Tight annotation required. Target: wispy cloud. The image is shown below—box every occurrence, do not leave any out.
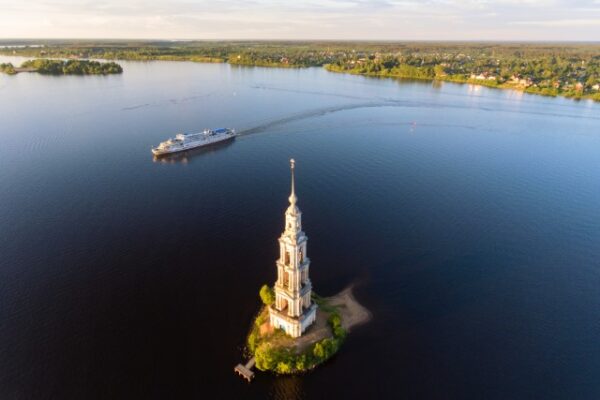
[0,0,598,40]
[511,19,600,26]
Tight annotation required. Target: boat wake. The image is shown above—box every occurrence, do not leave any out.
[239,95,600,138]
[239,101,397,136]
[122,91,217,111]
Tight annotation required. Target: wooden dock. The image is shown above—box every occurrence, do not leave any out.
[234,357,256,382]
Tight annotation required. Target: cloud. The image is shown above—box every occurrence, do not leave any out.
[511,19,600,27]
[0,0,598,40]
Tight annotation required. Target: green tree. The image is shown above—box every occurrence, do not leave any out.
[313,342,326,359]
[247,331,259,353]
[586,75,597,88]
[295,355,308,371]
[259,284,275,306]
[255,344,278,371]
[434,64,446,77]
[0,63,16,75]
[276,362,292,374]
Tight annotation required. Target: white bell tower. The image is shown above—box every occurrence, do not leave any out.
[269,159,317,338]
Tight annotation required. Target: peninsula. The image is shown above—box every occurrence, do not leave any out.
[235,160,371,380]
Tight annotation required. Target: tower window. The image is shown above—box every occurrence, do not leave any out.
[283,271,290,286]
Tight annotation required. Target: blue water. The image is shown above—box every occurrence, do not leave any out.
[1,57,599,399]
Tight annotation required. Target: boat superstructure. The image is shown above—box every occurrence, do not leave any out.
[152,128,236,156]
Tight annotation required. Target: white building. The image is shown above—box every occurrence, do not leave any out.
[269,159,317,338]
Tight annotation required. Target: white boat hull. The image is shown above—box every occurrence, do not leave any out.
[152,129,236,156]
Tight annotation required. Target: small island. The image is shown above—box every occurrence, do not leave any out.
[235,160,371,380]
[0,63,16,75]
[245,285,370,375]
[0,59,122,75]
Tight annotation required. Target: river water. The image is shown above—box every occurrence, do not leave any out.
[1,56,599,399]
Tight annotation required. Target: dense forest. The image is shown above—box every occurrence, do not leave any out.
[1,40,599,100]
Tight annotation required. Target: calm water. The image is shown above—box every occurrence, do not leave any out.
[1,56,599,399]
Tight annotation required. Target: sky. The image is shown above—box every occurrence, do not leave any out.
[0,0,599,41]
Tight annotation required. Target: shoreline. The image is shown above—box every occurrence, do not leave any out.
[324,66,600,103]
[325,285,372,332]
[1,52,598,103]
[242,285,371,376]
[290,285,371,352]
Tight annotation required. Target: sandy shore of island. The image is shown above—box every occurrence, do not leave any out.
[325,285,372,331]
[256,285,372,352]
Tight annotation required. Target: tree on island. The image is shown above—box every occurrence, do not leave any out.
[0,63,16,75]
[259,284,275,306]
[19,59,122,75]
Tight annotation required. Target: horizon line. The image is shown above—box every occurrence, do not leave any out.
[2,38,600,44]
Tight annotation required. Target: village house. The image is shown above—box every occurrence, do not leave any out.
[471,72,494,80]
[513,76,533,88]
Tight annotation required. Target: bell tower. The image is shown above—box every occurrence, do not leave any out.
[269,159,317,338]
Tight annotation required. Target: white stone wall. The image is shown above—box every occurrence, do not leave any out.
[300,307,317,334]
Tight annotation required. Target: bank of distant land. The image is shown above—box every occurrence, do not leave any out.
[1,40,599,101]
[0,59,122,75]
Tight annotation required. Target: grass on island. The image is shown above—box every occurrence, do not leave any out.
[247,285,346,375]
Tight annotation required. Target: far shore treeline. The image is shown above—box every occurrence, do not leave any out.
[1,40,599,100]
[0,59,122,75]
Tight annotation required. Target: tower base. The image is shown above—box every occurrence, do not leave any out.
[269,304,317,338]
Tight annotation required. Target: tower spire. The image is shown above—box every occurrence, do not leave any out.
[288,158,297,206]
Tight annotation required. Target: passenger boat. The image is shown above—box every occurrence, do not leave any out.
[152,128,236,156]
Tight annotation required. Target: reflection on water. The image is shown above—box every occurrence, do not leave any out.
[152,139,235,164]
[431,80,443,89]
[467,84,482,94]
[270,375,304,400]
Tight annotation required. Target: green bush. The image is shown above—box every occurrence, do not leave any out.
[259,284,275,306]
[254,312,267,327]
[247,330,259,353]
[328,311,347,340]
[276,361,292,374]
[255,344,278,371]
[294,354,308,370]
